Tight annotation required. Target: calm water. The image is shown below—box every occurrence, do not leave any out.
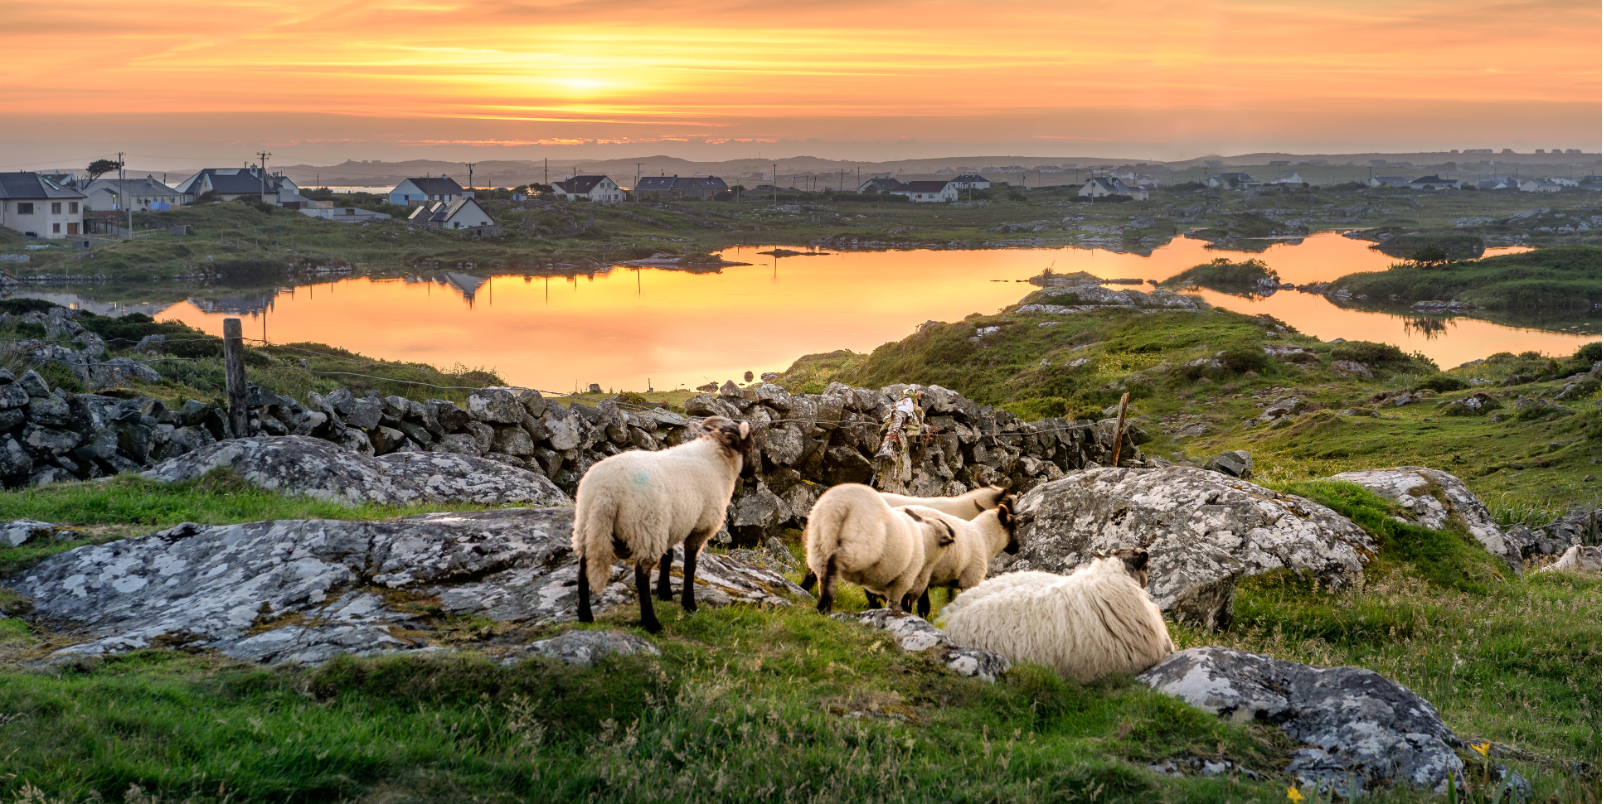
[109,234,1597,392]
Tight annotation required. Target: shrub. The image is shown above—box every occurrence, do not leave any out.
[1575,341,1601,364]
[1217,346,1271,375]
[1415,374,1469,393]
[0,298,58,316]
[1331,341,1421,372]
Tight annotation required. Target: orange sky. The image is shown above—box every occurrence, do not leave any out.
[3,0,1599,163]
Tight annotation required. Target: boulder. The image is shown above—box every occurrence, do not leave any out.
[1141,647,1463,795]
[1328,467,1521,571]
[467,388,524,424]
[1330,360,1373,379]
[6,508,801,665]
[998,467,1376,630]
[140,435,568,507]
[502,631,660,667]
[1202,449,1253,478]
[1,519,60,547]
[835,609,1011,682]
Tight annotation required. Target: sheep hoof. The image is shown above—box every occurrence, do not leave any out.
[641,619,663,634]
[681,600,698,614]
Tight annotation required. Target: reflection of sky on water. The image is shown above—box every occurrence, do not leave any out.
[115,233,1596,391]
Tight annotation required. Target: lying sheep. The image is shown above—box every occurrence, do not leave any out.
[899,498,1019,618]
[573,416,755,633]
[878,485,1007,520]
[801,483,956,615]
[941,548,1173,683]
[1539,543,1602,575]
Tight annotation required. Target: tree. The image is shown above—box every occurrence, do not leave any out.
[86,158,123,180]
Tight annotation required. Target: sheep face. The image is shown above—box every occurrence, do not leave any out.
[699,415,758,475]
[997,495,1021,555]
[1091,547,1150,587]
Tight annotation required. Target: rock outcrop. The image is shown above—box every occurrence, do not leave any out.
[1328,467,1522,571]
[1141,647,1464,796]
[834,609,1012,682]
[1507,506,1602,558]
[7,508,804,665]
[997,467,1377,630]
[141,436,569,507]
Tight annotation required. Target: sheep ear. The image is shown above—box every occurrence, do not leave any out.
[937,521,956,546]
[904,509,924,523]
[997,502,1015,530]
[1127,549,1149,571]
[1091,549,1106,559]
[738,421,750,438]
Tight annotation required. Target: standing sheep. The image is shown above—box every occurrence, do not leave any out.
[573,416,755,633]
[898,498,1019,618]
[940,548,1173,683]
[801,483,956,615]
[878,485,1008,520]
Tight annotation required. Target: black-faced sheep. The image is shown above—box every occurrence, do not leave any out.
[939,548,1173,683]
[800,483,956,615]
[878,485,1008,520]
[573,416,755,633]
[898,498,1019,618]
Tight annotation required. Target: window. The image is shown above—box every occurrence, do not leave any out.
[51,202,61,214]
[68,202,78,213]
[16,203,32,215]
[52,223,60,234]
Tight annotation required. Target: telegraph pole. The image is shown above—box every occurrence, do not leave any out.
[257,151,272,203]
[465,163,476,195]
[118,152,130,239]
[543,158,548,186]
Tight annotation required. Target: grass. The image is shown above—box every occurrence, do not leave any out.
[1329,246,1602,313]
[1158,258,1278,296]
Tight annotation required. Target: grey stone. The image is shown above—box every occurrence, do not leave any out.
[463,420,495,454]
[1202,449,1253,478]
[177,400,210,426]
[19,424,80,457]
[26,396,73,428]
[1331,359,1374,379]
[491,425,535,456]
[503,631,660,667]
[517,389,547,418]
[134,334,166,354]
[323,388,355,416]
[8,508,801,665]
[74,428,118,463]
[544,411,582,451]
[370,426,407,455]
[345,397,383,430]
[1,519,58,547]
[114,421,153,462]
[18,371,51,398]
[835,609,1011,682]
[1329,467,1520,571]
[141,435,569,507]
[156,425,215,461]
[431,400,470,431]
[0,383,29,410]
[431,433,481,457]
[0,435,33,476]
[1141,647,1463,795]
[467,388,524,424]
[997,467,1376,630]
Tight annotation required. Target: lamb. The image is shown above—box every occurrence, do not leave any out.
[940,548,1173,683]
[899,498,1019,618]
[573,415,755,633]
[878,485,1008,521]
[1538,543,1602,575]
[800,483,956,615]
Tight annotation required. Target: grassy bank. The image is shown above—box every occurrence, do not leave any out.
[1328,246,1603,312]
[1159,258,1278,295]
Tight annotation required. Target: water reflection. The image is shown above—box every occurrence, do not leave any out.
[19,233,1594,391]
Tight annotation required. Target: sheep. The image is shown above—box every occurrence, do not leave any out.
[940,548,1173,683]
[878,485,1008,520]
[573,415,755,633]
[897,498,1019,618]
[1539,543,1602,575]
[800,483,957,615]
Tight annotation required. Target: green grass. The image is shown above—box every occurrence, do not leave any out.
[1158,258,1278,296]
[1329,246,1602,312]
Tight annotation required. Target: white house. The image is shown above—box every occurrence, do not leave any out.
[389,176,467,206]
[1368,176,1410,188]
[856,176,903,193]
[1407,175,1456,191]
[891,180,958,203]
[80,176,183,211]
[301,207,392,223]
[407,197,494,229]
[174,167,309,207]
[1079,177,1148,201]
[949,173,991,190]
[0,172,84,239]
[1271,173,1305,185]
[1519,178,1567,193]
[553,175,623,203]
[1207,172,1260,190]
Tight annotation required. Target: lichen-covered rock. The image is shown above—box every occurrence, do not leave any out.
[141,435,568,507]
[1141,647,1464,795]
[501,631,661,667]
[997,467,1376,630]
[835,609,1011,682]
[1508,506,1601,558]
[1,519,60,547]
[1329,467,1520,571]
[7,508,803,665]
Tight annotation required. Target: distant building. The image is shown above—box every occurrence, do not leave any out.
[301,207,392,223]
[1271,173,1305,186]
[633,175,729,199]
[79,176,183,211]
[1407,175,1456,191]
[407,197,495,228]
[1269,160,1291,166]
[552,175,623,203]
[934,168,955,176]
[0,172,84,238]
[1578,175,1601,191]
[1207,172,1259,189]
[1368,176,1410,188]
[948,173,991,190]
[1079,177,1148,201]
[1477,179,1519,191]
[175,167,309,207]
[856,177,904,193]
[1519,177,1567,193]
[891,180,958,203]
[389,176,467,206]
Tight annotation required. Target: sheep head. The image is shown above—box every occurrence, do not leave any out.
[699,415,758,476]
[900,507,956,548]
[1091,547,1150,588]
[997,494,1021,555]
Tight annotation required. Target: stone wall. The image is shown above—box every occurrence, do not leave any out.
[0,362,1146,542]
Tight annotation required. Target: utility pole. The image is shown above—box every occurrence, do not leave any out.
[465,163,476,195]
[118,152,130,240]
[544,158,548,186]
[257,152,272,202]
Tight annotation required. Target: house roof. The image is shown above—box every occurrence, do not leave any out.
[176,167,288,196]
[429,198,490,223]
[952,173,989,182]
[81,176,180,197]
[857,177,903,191]
[556,175,611,194]
[0,172,84,200]
[898,181,952,193]
[636,176,729,192]
[1410,176,1451,184]
[1215,172,1255,181]
[399,176,465,195]
[1085,177,1139,193]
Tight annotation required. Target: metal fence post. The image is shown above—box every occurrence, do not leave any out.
[223,318,248,438]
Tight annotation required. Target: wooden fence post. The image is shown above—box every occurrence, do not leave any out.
[223,318,248,438]
[1110,392,1130,467]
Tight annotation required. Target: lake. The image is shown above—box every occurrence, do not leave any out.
[49,234,1604,393]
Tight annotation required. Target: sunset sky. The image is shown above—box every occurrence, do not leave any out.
[4,0,1599,167]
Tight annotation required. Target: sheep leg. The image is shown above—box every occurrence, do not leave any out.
[577,555,594,623]
[679,538,703,613]
[635,563,662,633]
[656,547,675,601]
[800,570,817,592]
[914,590,931,619]
[864,592,885,609]
[815,556,837,614]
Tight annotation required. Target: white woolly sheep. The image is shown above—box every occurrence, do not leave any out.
[801,483,956,615]
[940,548,1173,683]
[899,499,1019,618]
[573,415,755,633]
[1539,543,1602,575]
[878,485,1007,521]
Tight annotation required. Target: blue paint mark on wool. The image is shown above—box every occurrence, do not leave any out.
[631,470,651,488]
